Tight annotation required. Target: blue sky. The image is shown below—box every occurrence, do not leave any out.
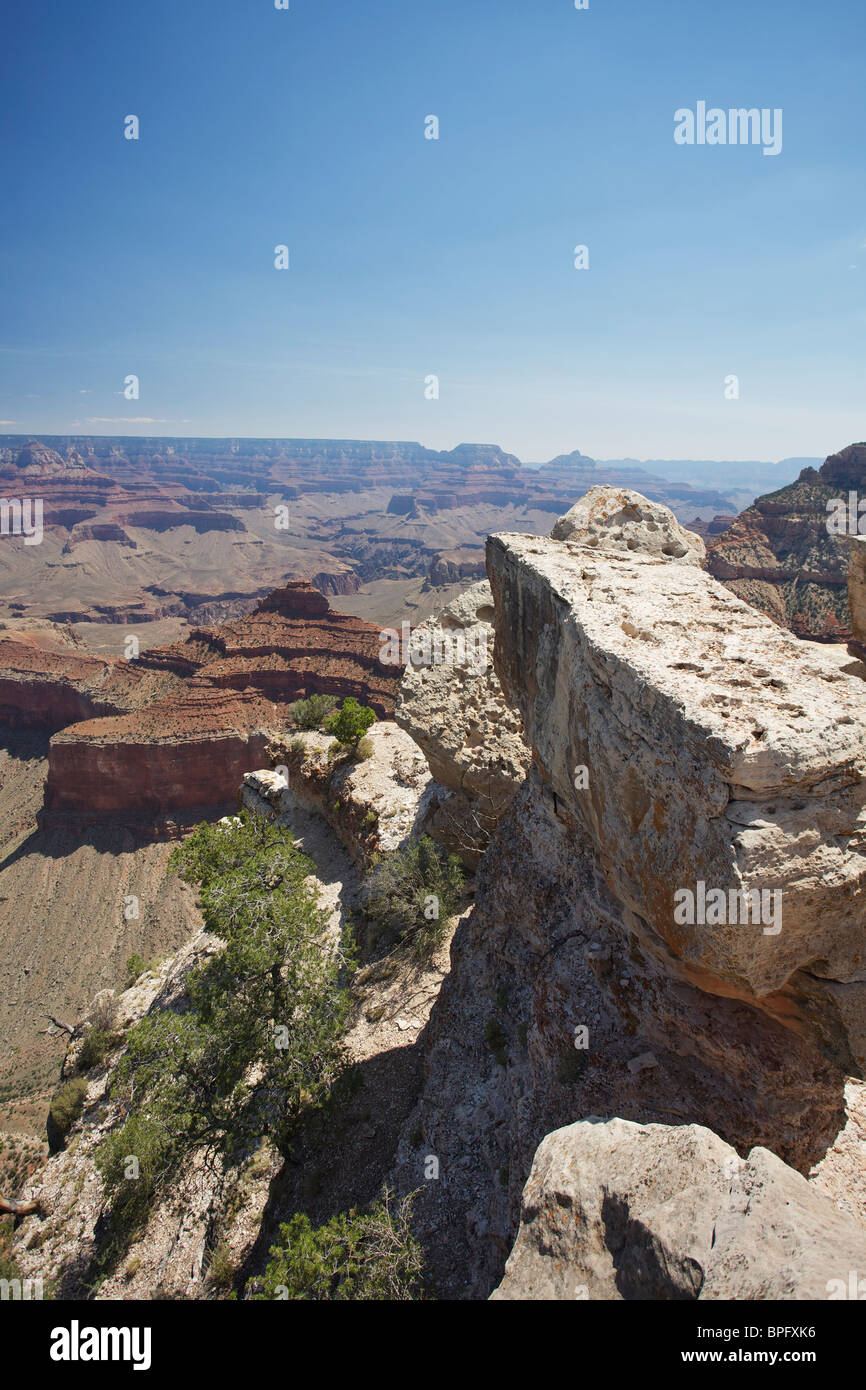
[1,0,864,461]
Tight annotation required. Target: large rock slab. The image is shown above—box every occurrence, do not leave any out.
[550,486,705,566]
[491,1116,866,1300]
[391,771,848,1298]
[487,532,866,1070]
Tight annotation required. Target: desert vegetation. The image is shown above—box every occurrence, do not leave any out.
[90,812,355,1275]
[363,835,464,961]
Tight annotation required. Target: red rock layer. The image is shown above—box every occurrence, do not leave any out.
[706,444,866,640]
[140,580,398,717]
[44,690,279,815]
[0,582,401,817]
[0,639,180,730]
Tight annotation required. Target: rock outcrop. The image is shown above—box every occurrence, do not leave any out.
[27,582,402,819]
[391,521,866,1298]
[488,532,866,1070]
[491,1117,866,1300]
[707,442,866,640]
[848,535,866,663]
[392,768,856,1297]
[245,722,440,871]
[45,690,278,817]
[0,639,182,731]
[141,580,399,717]
[395,582,530,865]
[550,486,706,565]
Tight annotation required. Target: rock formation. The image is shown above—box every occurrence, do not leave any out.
[395,582,530,865]
[848,535,866,663]
[491,1117,866,1300]
[707,442,866,640]
[246,721,440,871]
[389,512,866,1297]
[550,485,706,565]
[3,582,403,819]
[488,531,866,1070]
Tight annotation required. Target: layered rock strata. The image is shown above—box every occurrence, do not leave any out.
[707,442,866,640]
[24,582,401,818]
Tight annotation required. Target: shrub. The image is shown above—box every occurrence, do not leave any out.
[94,1113,171,1254]
[48,1076,88,1146]
[124,955,148,988]
[324,697,376,749]
[290,693,338,730]
[354,736,374,762]
[206,1241,236,1292]
[253,1188,425,1300]
[89,993,118,1032]
[76,1027,120,1073]
[363,835,464,961]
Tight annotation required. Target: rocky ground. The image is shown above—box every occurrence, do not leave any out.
[6,749,465,1299]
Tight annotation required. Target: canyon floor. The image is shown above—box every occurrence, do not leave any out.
[0,735,203,1137]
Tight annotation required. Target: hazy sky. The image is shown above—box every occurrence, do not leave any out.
[1,0,864,462]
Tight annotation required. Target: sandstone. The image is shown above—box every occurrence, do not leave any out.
[246,721,441,871]
[22,582,402,819]
[46,690,279,816]
[487,532,866,1071]
[550,485,706,565]
[706,443,866,640]
[392,771,852,1298]
[491,1117,866,1300]
[848,535,866,663]
[395,582,530,865]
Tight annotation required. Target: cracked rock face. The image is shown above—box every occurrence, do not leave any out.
[491,1117,866,1300]
[395,582,530,865]
[550,486,706,566]
[392,770,849,1298]
[487,532,866,1072]
[849,535,866,662]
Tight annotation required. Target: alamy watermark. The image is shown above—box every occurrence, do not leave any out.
[379,621,488,674]
[0,497,43,545]
[826,493,866,536]
[674,103,782,157]
[674,881,782,936]
[1,1275,43,1300]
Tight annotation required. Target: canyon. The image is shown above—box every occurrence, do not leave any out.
[6,481,866,1304]
[707,441,866,641]
[0,434,751,649]
[0,579,401,1130]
